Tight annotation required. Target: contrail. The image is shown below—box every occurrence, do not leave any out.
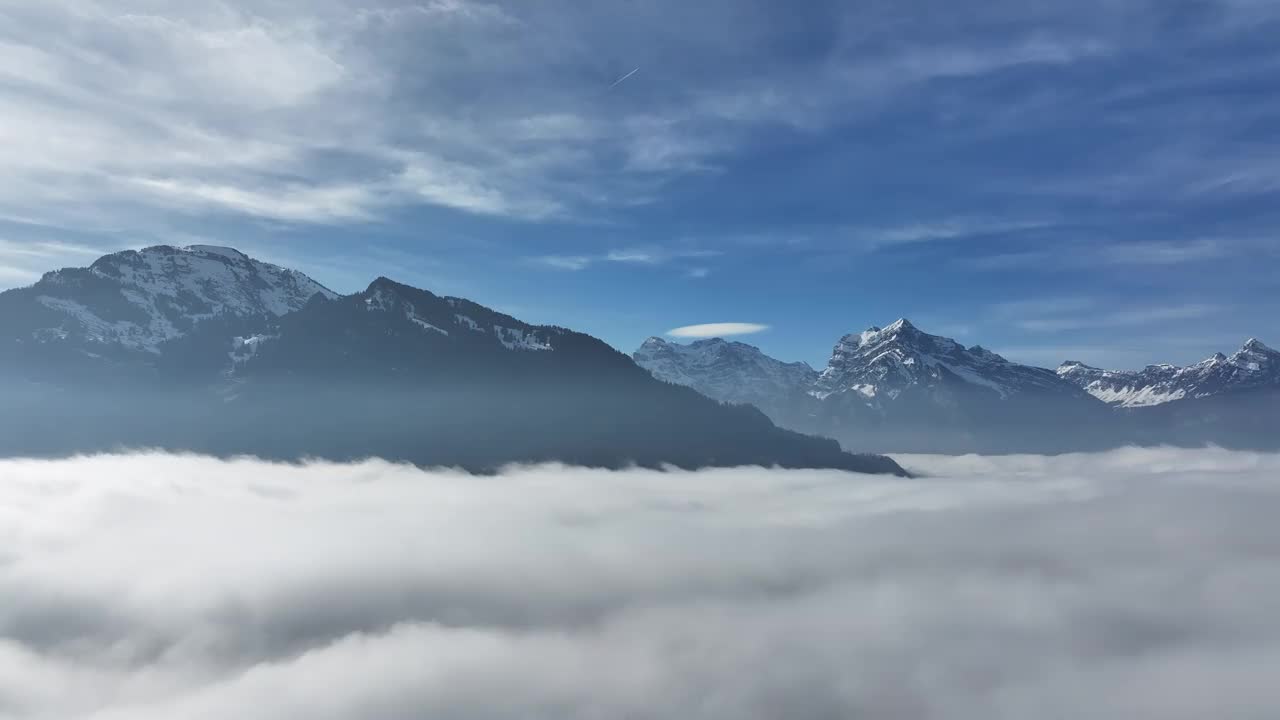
[608,66,640,89]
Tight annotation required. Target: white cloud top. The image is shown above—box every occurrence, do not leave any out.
[2,448,1279,718]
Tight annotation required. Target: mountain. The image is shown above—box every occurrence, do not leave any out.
[1056,339,1280,449]
[813,319,1080,403]
[1058,339,1280,407]
[635,321,1280,453]
[0,244,335,377]
[636,320,1116,454]
[0,248,904,475]
[634,336,819,427]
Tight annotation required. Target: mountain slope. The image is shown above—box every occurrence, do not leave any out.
[0,253,904,475]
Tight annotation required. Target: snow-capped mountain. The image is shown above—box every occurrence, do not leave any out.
[0,247,904,475]
[635,319,1109,454]
[634,319,1280,453]
[0,244,335,356]
[1058,338,1279,408]
[635,336,818,408]
[636,319,1086,409]
[813,319,1079,404]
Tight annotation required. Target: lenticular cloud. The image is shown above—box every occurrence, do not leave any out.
[3,448,1280,719]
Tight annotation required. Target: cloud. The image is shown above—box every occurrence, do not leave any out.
[0,1,601,227]
[855,217,1056,250]
[2,448,1280,719]
[964,238,1239,272]
[668,322,769,338]
[0,1,1142,235]
[985,296,1226,336]
[1016,303,1222,332]
[534,255,594,271]
[532,248,721,272]
[1098,238,1231,265]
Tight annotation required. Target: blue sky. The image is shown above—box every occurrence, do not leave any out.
[0,0,1277,369]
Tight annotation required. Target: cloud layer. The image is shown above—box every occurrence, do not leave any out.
[3,448,1280,718]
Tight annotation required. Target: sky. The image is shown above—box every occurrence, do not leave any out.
[0,0,1278,369]
[5,447,1280,718]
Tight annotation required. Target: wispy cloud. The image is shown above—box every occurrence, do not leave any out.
[668,322,769,338]
[1016,304,1222,332]
[533,247,720,272]
[533,255,594,271]
[841,218,1057,253]
[990,296,1225,334]
[605,250,662,264]
[965,237,1244,272]
[0,1,1136,234]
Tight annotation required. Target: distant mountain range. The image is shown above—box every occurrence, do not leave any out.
[0,245,903,475]
[4,244,1272,465]
[636,320,1279,453]
[1057,340,1278,407]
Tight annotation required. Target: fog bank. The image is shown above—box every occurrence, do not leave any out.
[2,448,1279,719]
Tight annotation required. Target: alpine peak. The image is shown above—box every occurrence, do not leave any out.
[1241,337,1274,353]
[366,276,409,293]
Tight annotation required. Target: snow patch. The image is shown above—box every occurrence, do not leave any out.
[494,325,553,352]
[1086,384,1187,408]
[454,314,482,332]
[228,334,275,372]
[851,384,877,398]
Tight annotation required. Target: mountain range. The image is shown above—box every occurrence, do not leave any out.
[1057,340,1278,407]
[4,244,1272,466]
[636,320,1279,453]
[0,245,903,475]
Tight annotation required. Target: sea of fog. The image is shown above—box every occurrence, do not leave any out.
[2,447,1279,719]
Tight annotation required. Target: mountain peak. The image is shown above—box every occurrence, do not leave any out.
[885,318,915,332]
[180,244,249,260]
[853,318,921,348]
[16,243,336,353]
[364,276,438,301]
[366,276,400,291]
[1242,338,1274,353]
[633,334,818,408]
